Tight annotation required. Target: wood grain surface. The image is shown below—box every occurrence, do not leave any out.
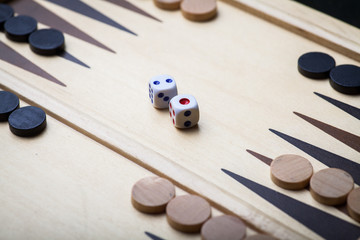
[0,0,359,239]
[0,96,261,240]
[245,234,277,240]
[221,0,360,61]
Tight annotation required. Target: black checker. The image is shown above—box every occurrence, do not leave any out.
[329,64,360,95]
[4,15,37,42]
[29,28,65,56]
[0,4,13,30]
[0,91,19,121]
[298,52,336,79]
[8,106,47,137]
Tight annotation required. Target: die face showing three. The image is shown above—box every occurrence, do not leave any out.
[169,94,199,128]
[149,75,177,109]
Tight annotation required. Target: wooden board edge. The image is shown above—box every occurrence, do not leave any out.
[0,69,309,240]
[220,0,360,62]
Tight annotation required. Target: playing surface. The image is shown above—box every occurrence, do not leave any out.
[0,0,359,239]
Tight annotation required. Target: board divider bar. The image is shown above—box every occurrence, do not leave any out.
[220,0,360,62]
[0,69,307,240]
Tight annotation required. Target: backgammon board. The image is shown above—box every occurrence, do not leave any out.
[0,0,359,239]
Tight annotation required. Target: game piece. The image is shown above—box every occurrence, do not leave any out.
[244,234,276,240]
[297,52,336,79]
[347,187,360,222]
[0,4,14,30]
[0,91,19,121]
[4,15,37,42]
[180,0,217,22]
[169,94,199,128]
[154,0,181,10]
[329,64,360,95]
[8,106,47,137]
[270,154,313,190]
[310,168,354,206]
[148,75,177,109]
[131,176,175,214]
[201,215,246,240]
[166,194,211,233]
[29,29,65,56]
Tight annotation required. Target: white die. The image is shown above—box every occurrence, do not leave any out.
[169,94,199,128]
[148,75,177,109]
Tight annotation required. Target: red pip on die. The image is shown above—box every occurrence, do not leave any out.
[169,94,199,128]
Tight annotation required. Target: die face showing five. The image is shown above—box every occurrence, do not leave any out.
[149,75,177,109]
[169,94,199,128]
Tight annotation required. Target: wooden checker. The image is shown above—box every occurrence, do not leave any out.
[131,176,175,213]
[153,0,181,10]
[270,154,313,190]
[181,0,217,21]
[310,168,354,206]
[0,0,359,239]
[347,188,360,223]
[166,195,211,233]
[201,215,247,240]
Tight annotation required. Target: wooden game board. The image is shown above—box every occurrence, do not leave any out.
[0,0,359,239]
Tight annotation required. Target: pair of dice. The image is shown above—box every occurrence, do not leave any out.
[148,75,199,129]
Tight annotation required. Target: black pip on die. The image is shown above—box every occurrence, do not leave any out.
[149,75,177,109]
[169,94,199,128]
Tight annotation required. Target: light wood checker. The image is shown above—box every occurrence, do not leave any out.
[347,188,360,222]
[201,215,247,240]
[166,194,211,233]
[0,0,359,239]
[153,0,181,11]
[270,154,313,190]
[181,0,217,22]
[0,97,258,239]
[310,168,354,206]
[131,176,175,213]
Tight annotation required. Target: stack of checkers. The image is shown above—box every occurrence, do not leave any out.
[270,154,360,223]
[131,176,276,239]
[0,91,47,137]
[297,52,360,95]
[0,3,65,56]
[153,0,217,22]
